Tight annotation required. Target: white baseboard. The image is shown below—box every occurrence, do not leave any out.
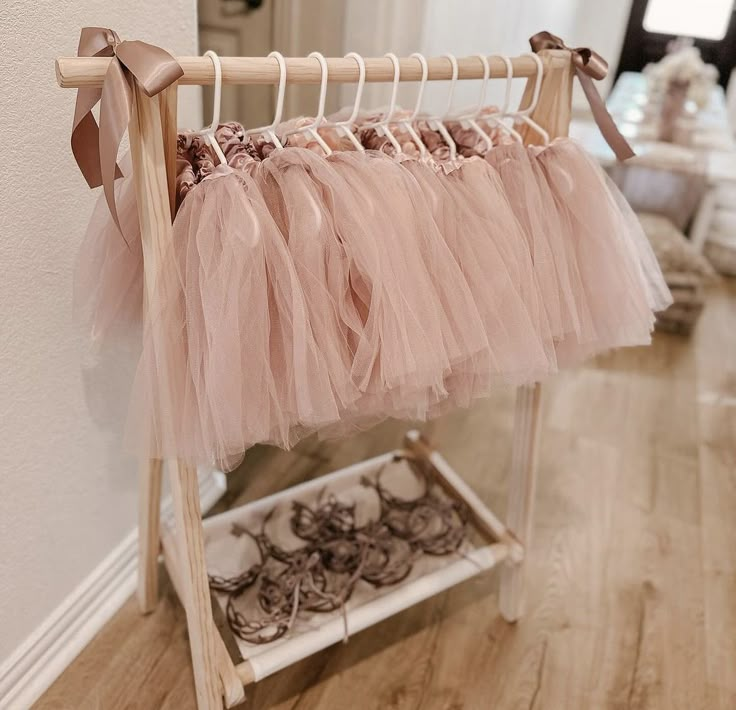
[0,469,226,710]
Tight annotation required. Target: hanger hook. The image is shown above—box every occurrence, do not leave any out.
[475,54,523,144]
[361,52,402,154]
[280,51,332,154]
[344,51,366,124]
[204,50,223,132]
[449,54,493,153]
[495,54,514,114]
[270,51,288,128]
[202,50,228,166]
[472,54,490,116]
[409,52,429,121]
[244,51,286,150]
[309,51,330,124]
[327,52,367,152]
[508,52,549,145]
[317,52,365,152]
[304,51,332,154]
[392,52,429,158]
[422,53,458,160]
[519,52,544,115]
[440,53,459,119]
[384,52,401,123]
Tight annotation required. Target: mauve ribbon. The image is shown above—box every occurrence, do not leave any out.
[529,31,634,161]
[71,27,183,239]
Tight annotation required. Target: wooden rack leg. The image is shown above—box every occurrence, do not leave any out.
[161,528,247,707]
[169,462,223,709]
[499,382,543,622]
[128,76,225,707]
[132,84,178,617]
[137,458,163,613]
[499,50,569,622]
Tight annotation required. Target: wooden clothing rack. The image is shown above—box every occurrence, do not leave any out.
[55,48,575,709]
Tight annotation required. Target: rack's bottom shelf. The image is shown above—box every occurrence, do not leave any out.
[238,540,507,682]
[194,445,511,684]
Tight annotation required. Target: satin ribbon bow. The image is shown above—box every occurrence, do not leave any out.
[529,31,634,161]
[71,27,183,240]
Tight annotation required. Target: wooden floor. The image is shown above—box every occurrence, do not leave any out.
[36,282,736,710]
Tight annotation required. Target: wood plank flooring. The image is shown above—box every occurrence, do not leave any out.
[35,282,736,710]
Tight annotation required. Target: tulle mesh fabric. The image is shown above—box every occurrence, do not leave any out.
[75,121,671,470]
[74,172,142,362]
[532,139,672,364]
[397,155,551,388]
[128,165,348,469]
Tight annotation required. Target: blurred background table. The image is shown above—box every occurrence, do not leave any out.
[571,71,736,270]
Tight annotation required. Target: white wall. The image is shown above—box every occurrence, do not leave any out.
[0,0,200,673]
[418,0,583,114]
[340,0,633,116]
[573,0,634,100]
[340,0,427,109]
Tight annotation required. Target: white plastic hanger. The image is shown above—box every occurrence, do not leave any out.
[503,52,550,145]
[475,55,524,144]
[280,51,333,155]
[395,52,429,158]
[362,53,403,154]
[201,50,228,165]
[182,51,228,162]
[425,53,459,160]
[244,51,287,150]
[450,54,494,153]
[317,52,366,153]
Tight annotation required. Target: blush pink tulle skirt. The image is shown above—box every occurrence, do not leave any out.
[76,131,671,470]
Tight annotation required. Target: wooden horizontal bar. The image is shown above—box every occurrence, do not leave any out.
[55,53,550,89]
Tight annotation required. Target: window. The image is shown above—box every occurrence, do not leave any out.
[643,0,734,40]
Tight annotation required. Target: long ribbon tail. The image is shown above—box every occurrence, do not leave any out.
[69,28,183,245]
[529,30,635,161]
[575,69,635,161]
[99,59,133,239]
[71,96,104,189]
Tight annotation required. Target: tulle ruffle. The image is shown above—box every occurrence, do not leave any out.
[75,123,671,470]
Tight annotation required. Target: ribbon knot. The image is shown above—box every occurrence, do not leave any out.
[71,27,183,241]
[529,30,634,161]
